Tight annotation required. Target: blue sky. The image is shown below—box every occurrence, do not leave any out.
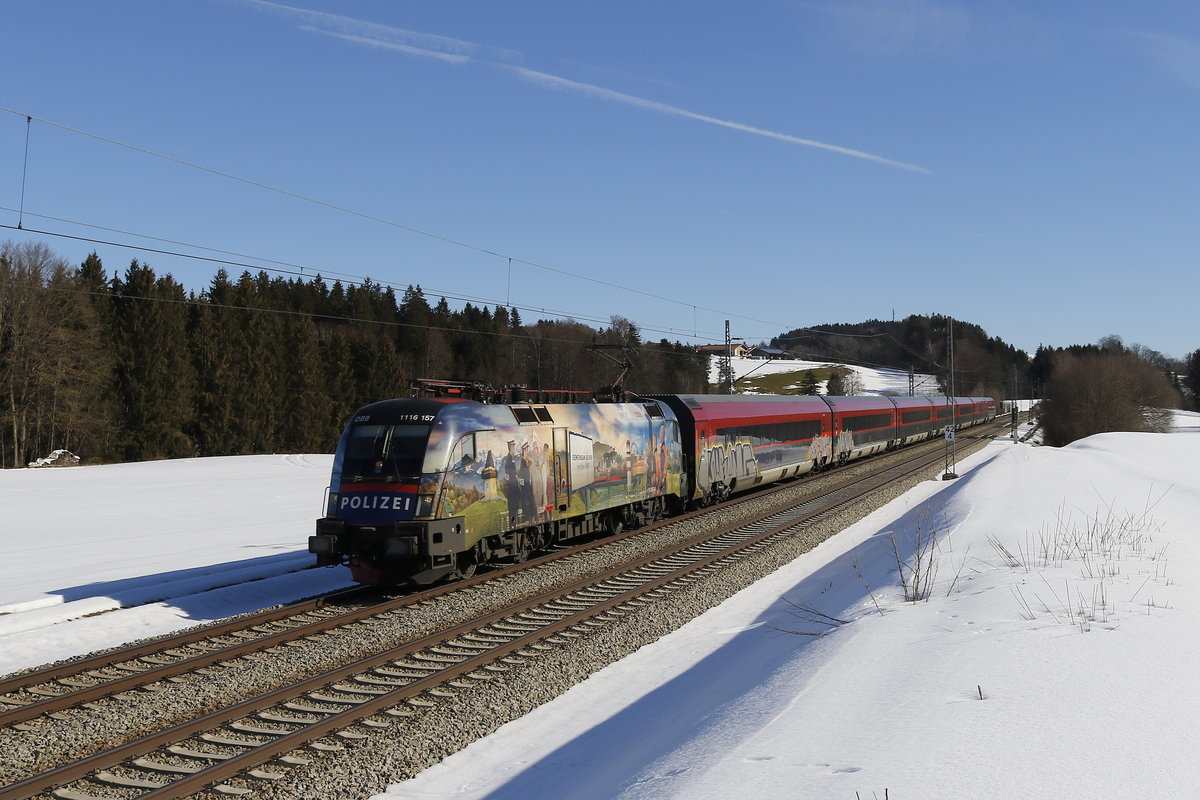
[2,1,1197,359]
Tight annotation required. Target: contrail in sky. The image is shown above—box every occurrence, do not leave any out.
[300,27,471,64]
[239,0,929,173]
[507,65,929,172]
[240,0,493,57]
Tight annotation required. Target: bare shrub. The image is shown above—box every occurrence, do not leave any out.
[889,505,943,602]
[992,499,1170,630]
[772,597,851,637]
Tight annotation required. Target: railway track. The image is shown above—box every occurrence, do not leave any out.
[0,472,836,733]
[1,421,1009,800]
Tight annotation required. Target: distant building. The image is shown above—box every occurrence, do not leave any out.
[698,343,749,358]
[748,346,791,360]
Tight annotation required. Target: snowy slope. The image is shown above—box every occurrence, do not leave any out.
[0,455,355,674]
[711,355,943,396]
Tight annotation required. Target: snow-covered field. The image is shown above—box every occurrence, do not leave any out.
[3,408,1198,799]
[0,454,356,673]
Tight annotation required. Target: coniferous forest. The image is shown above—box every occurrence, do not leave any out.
[772,317,1034,400]
[6,240,1195,467]
[0,241,708,467]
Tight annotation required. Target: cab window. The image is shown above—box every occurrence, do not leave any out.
[343,424,429,480]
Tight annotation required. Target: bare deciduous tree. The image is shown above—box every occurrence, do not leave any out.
[0,241,113,466]
[1040,350,1181,446]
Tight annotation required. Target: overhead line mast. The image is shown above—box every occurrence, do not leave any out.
[943,316,958,480]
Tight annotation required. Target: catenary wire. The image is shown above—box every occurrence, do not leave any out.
[0,274,715,371]
[0,105,792,332]
[0,210,907,348]
[1,107,956,349]
[0,220,727,342]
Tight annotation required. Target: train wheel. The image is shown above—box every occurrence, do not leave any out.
[454,551,479,580]
[453,542,486,580]
[605,510,625,536]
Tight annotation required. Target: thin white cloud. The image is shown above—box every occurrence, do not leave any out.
[1123,31,1200,90]
[508,66,930,173]
[300,26,470,64]
[238,0,929,173]
[813,0,972,58]
[237,0,500,58]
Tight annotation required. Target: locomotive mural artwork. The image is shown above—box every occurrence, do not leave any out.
[311,384,995,586]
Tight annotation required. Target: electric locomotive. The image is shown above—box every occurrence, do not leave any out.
[310,387,685,585]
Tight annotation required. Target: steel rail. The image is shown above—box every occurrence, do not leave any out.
[0,586,373,698]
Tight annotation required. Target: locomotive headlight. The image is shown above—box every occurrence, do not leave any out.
[309,534,338,555]
[315,518,345,537]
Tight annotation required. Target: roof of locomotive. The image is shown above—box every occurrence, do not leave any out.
[350,397,466,424]
[352,396,680,436]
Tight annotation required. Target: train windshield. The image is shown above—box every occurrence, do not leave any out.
[341,424,429,481]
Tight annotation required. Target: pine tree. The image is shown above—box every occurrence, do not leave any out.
[396,285,430,376]
[1184,348,1200,410]
[191,269,237,455]
[109,260,195,460]
[343,278,404,407]
[45,263,117,460]
[228,271,282,452]
[280,311,337,451]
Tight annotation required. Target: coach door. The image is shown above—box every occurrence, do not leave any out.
[553,427,570,512]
